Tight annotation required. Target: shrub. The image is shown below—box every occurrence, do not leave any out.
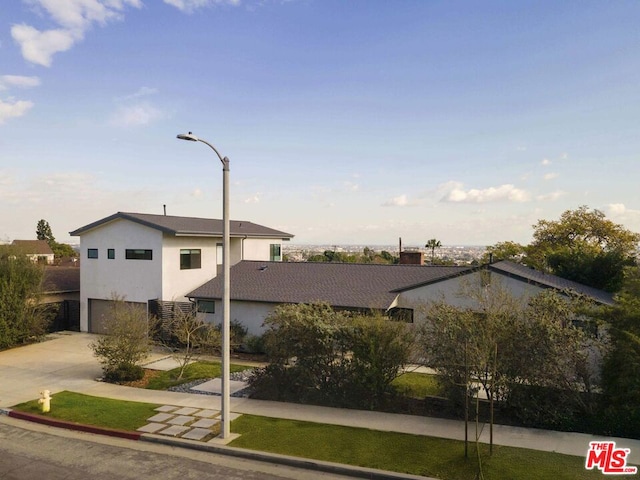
[104,363,145,383]
[90,297,153,382]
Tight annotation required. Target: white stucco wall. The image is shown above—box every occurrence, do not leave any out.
[205,300,276,336]
[161,236,220,301]
[241,238,282,261]
[78,219,163,331]
[396,270,549,324]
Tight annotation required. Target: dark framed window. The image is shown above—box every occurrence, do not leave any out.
[270,244,281,261]
[107,249,115,259]
[388,307,414,323]
[197,300,215,314]
[87,248,98,259]
[125,249,152,260]
[180,249,201,270]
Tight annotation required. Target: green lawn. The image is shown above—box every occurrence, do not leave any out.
[11,391,619,480]
[392,371,444,398]
[230,415,607,480]
[144,360,250,390]
[12,391,158,431]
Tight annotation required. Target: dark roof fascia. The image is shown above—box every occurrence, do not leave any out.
[70,212,294,239]
[487,262,614,305]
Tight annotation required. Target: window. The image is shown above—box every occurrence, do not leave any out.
[270,244,281,261]
[216,243,223,265]
[107,249,115,259]
[197,300,215,314]
[180,249,201,270]
[125,249,152,260]
[87,248,98,259]
[388,307,414,323]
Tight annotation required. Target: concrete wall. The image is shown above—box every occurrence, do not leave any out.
[203,300,276,336]
[242,238,282,261]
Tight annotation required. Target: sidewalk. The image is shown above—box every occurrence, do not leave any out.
[1,331,639,465]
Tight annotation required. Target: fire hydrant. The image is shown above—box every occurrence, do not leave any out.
[38,390,51,413]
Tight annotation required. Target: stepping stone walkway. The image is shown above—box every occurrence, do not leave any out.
[137,405,242,442]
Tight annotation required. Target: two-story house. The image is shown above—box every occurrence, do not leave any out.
[70,212,293,333]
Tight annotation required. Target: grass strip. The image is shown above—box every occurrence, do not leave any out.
[230,415,606,480]
[392,371,443,398]
[145,360,249,390]
[12,391,159,431]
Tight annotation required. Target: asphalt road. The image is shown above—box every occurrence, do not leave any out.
[0,416,353,480]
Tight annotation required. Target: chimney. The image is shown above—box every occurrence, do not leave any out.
[163,204,167,216]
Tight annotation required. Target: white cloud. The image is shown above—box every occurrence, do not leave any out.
[244,193,261,203]
[191,187,203,198]
[0,75,41,90]
[382,194,411,207]
[0,98,34,124]
[120,86,159,100]
[343,181,359,192]
[11,0,142,66]
[607,203,628,215]
[543,172,558,180]
[536,190,566,201]
[11,24,77,67]
[109,102,165,127]
[440,181,530,203]
[164,0,241,13]
[541,158,551,166]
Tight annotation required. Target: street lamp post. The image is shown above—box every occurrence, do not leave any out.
[177,132,231,440]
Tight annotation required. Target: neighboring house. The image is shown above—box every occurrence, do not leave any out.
[42,266,81,332]
[11,240,55,264]
[70,212,293,333]
[188,260,614,336]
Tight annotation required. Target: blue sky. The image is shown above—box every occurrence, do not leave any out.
[2,1,640,246]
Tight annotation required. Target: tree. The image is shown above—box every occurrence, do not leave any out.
[527,206,640,292]
[251,303,415,409]
[483,241,526,263]
[425,239,442,265]
[0,246,53,349]
[418,277,605,429]
[90,296,154,382]
[36,219,55,244]
[155,306,221,380]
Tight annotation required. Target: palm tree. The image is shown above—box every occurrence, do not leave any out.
[425,238,442,265]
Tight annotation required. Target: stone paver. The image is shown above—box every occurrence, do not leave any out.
[190,378,247,394]
[137,423,167,433]
[166,415,194,426]
[173,407,199,415]
[194,409,219,418]
[191,418,219,429]
[147,413,175,423]
[182,428,213,441]
[158,425,190,437]
[155,405,179,413]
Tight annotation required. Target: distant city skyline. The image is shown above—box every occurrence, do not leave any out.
[2,1,640,246]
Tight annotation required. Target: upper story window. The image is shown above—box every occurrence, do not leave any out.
[107,248,115,259]
[87,248,98,259]
[125,249,152,260]
[270,244,281,261]
[180,249,201,270]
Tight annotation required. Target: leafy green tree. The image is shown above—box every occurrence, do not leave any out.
[425,239,442,265]
[251,303,414,409]
[36,219,55,244]
[483,241,526,263]
[419,278,605,429]
[0,246,53,349]
[527,206,640,292]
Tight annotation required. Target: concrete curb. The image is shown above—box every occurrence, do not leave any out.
[0,408,434,480]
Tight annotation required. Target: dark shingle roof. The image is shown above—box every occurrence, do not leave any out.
[70,212,294,239]
[42,267,80,293]
[11,240,53,255]
[488,260,615,305]
[188,261,470,309]
[188,259,615,308]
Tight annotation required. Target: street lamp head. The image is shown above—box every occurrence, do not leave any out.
[177,132,198,142]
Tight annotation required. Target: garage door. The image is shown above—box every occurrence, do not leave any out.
[88,299,147,334]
